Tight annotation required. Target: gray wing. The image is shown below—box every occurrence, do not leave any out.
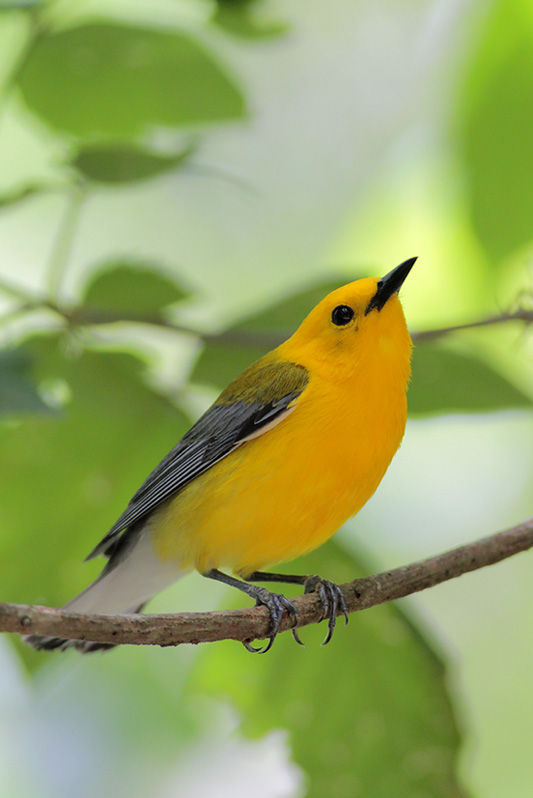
[86,362,308,561]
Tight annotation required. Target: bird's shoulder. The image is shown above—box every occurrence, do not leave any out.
[216,355,310,407]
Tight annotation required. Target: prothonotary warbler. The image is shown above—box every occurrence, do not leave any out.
[25,257,415,653]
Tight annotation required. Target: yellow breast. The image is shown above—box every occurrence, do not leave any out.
[151,318,410,577]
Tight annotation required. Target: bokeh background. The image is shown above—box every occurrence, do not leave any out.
[0,0,532,796]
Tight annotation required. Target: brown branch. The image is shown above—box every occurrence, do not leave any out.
[1,517,531,649]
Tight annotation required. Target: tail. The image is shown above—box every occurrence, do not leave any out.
[24,530,188,653]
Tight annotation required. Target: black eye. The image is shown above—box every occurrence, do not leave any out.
[331,305,354,326]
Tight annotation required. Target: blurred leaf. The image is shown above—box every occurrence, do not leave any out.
[0,0,41,8]
[192,541,466,798]
[191,341,266,390]
[461,1,533,262]
[0,349,50,415]
[213,0,288,39]
[191,275,352,387]
[72,142,196,184]
[17,23,246,139]
[81,261,190,317]
[409,345,532,415]
[0,334,190,633]
[66,647,201,754]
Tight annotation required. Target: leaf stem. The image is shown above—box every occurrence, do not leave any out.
[0,274,36,303]
[46,185,88,301]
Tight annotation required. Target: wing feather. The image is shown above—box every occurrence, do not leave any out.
[86,361,309,561]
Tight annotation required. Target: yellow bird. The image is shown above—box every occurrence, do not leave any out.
[25,257,415,653]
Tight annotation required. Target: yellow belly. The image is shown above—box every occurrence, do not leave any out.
[151,373,407,578]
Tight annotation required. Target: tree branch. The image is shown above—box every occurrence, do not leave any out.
[411,309,533,343]
[1,517,531,649]
[25,305,533,350]
[0,276,531,347]
[64,306,533,347]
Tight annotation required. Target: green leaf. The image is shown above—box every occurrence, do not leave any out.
[191,275,352,388]
[409,345,532,415]
[213,0,288,39]
[17,23,246,139]
[81,261,190,317]
[0,334,190,629]
[0,349,50,415]
[460,1,533,261]
[191,341,267,390]
[192,541,465,797]
[72,142,196,184]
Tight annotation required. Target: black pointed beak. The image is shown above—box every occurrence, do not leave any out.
[365,257,417,315]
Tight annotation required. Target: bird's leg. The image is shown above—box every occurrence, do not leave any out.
[202,569,298,653]
[247,571,349,645]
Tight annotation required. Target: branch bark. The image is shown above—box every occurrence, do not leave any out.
[62,306,533,348]
[1,517,531,649]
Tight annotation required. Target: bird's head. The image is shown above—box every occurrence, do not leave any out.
[281,258,416,383]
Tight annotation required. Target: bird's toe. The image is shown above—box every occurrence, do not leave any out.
[304,575,349,645]
[243,588,299,654]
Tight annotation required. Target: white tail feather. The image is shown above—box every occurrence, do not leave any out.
[25,531,189,652]
[65,532,186,615]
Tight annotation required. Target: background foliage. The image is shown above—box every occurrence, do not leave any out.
[0,1,532,796]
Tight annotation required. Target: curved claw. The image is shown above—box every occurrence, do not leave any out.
[291,627,305,646]
[316,580,330,621]
[242,639,265,653]
[304,576,349,645]
[243,587,299,654]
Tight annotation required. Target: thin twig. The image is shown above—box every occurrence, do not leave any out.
[0,277,36,304]
[0,286,531,347]
[37,305,533,349]
[411,309,533,342]
[1,517,531,648]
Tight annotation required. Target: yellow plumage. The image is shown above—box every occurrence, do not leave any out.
[152,276,411,577]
